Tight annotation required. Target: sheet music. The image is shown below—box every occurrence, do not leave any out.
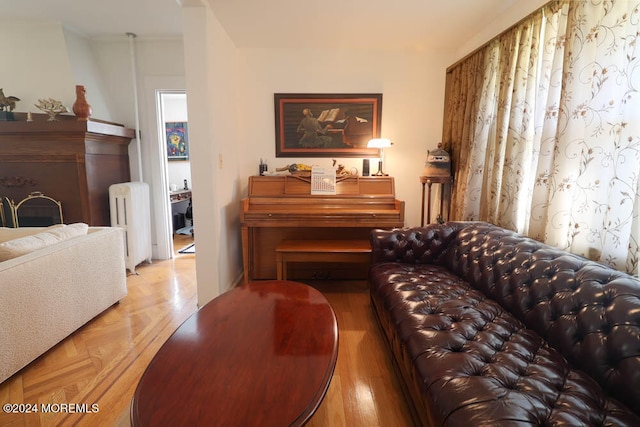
[311,166,336,195]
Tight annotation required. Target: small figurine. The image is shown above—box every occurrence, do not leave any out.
[275,163,312,173]
[72,85,92,121]
[34,98,69,121]
[333,159,357,177]
[0,88,20,112]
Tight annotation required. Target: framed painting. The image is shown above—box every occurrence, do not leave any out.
[166,121,189,160]
[274,93,382,158]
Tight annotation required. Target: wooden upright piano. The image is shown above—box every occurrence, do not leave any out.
[240,175,404,282]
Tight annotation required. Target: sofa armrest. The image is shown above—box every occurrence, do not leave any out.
[370,222,469,264]
[0,226,127,383]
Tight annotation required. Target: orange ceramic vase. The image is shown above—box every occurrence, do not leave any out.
[72,85,92,121]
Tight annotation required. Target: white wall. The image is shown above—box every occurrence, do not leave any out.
[237,48,454,227]
[233,1,550,229]
[163,93,191,191]
[91,37,186,260]
[63,28,112,121]
[457,0,550,58]
[1,0,551,304]
[90,37,186,173]
[1,23,187,261]
[178,0,551,305]
[0,22,75,113]
[183,2,243,306]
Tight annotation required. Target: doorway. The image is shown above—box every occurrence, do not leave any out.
[157,90,192,256]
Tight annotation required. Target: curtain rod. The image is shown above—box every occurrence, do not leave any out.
[446,0,557,73]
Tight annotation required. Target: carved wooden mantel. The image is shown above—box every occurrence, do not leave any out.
[0,176,38,187]
[0,114,134,225]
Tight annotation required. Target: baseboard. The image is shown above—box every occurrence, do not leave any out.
[231,270,244,288]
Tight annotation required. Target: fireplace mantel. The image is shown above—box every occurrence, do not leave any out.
[0,114,133,225]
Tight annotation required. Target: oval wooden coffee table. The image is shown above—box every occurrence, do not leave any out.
[131,280,338,427]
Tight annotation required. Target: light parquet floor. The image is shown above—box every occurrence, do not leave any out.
[0,234,413,427]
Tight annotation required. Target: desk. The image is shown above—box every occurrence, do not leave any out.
[170,189,191,203]
[131,280,338,427]
[170,190,191,232]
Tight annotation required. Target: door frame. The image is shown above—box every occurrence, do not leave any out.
[142,76,186,260]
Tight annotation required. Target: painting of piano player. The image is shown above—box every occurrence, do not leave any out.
[275,93,382,158]
[166,121,189,160]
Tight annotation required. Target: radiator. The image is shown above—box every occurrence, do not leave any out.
[109,182,152,274]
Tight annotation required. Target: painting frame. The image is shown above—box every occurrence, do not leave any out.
[166,121,189,161]
[275,93,382,158]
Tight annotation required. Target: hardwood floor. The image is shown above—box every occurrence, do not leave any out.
[305,281,414,427]
[0,234,413,427]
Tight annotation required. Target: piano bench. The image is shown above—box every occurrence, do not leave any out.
[275,240,371,280]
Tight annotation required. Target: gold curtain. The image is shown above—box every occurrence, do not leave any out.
[443,0,640,274]
[443,49,486,221]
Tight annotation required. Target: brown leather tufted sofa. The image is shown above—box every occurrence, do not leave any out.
[369,222,640,426]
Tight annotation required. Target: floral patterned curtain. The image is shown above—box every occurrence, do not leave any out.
[445,0,640,274]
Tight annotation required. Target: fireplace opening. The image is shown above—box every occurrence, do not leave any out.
[14,192,63,227]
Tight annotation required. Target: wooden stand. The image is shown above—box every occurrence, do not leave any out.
[420,175,453,226]
[0,111,15,121]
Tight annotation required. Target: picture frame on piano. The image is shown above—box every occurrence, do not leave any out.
[275,93,382,158]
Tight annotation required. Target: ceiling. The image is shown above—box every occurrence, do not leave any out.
[1,0,522,50]
[206,0,520,50]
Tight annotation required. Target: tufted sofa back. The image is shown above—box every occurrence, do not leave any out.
[370,221,468,265]
[370,221,640,414]
[441,222,640,414]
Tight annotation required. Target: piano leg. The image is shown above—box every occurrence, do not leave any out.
[241,225,251,284]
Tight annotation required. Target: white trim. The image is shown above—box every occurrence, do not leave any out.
[142,76,186,260]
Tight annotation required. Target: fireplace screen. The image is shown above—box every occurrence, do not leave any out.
[14,192,63,227]
[1,197,17,227]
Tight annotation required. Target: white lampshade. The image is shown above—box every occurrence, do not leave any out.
[367,138,392,149]
[366,138,392,176]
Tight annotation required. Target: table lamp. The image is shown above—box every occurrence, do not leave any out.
[367,138,392,176]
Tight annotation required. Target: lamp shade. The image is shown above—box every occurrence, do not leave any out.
[367,138,392,149]
[367,138,392,176]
